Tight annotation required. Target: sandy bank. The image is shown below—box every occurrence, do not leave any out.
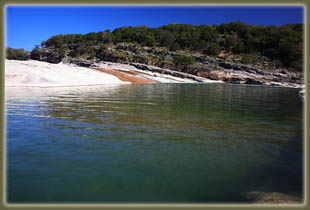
[5,59,129,87]
[95,68,158,84]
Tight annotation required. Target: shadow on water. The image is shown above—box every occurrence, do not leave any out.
[6,83,303,203]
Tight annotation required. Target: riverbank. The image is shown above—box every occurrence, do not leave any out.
[95,61,221,84]
[5,59,222,87]
[127,62,304,89]
[65,57,304,89]
[5,59,304,96]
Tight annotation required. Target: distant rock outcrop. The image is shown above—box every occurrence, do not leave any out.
[64,58,99,68]
[30,48,62,64]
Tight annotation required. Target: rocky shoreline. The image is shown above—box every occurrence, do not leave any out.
[63,58,304,88]
[13,43,305,99]
[57,49,304,88]
[129,63,216,83]
[111,60,306,102]
[60,58,305,101]
[128,62,304,88]
[29,44,304,90]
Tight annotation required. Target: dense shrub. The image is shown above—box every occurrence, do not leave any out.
[39,21,303,71]
[173,55,196,66]
[6,47,29,60]
[30,48,42,60]
[170,42,181,51]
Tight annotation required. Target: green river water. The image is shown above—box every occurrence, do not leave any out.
[6,83,303,203]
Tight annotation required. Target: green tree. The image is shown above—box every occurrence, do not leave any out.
[224,36,237,52]
[170,42,181,51]
[203,43,221,56]
[232,40,245,54]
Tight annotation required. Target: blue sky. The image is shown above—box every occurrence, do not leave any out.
[6,5,304,51]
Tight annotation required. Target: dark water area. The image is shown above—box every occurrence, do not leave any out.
[6,83,303,203]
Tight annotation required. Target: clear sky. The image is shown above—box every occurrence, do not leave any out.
[6,5,304,51]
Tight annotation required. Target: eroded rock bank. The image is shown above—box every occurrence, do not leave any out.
[60,56,303,88]
[128,62,304,89]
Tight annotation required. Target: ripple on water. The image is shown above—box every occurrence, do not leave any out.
[6,83,303,203]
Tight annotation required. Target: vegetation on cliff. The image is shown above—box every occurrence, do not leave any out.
[37,21,303,72]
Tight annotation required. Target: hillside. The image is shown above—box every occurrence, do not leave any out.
[35,22,303,71]
[6,22,304,87]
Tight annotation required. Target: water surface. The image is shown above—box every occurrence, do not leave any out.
[6,83,303,203]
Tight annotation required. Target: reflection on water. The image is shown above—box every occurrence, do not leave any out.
[6,83,303,203]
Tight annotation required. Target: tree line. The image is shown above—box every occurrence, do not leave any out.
[6,47,29,60]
